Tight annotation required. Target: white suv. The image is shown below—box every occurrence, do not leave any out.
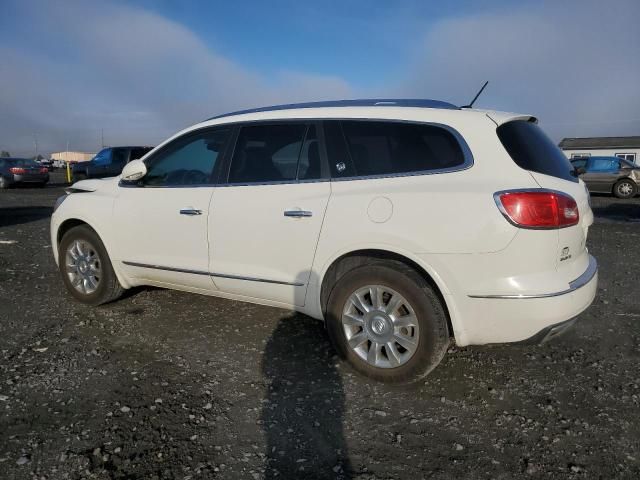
[51,99,598,382]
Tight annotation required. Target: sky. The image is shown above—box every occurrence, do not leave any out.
[0,0,638,156]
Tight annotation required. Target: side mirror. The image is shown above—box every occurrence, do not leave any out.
[121,159,147,182]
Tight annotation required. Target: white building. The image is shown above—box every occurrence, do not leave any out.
[559,136,640,165]
[50,151,96,163]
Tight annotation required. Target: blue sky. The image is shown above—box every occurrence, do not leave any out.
[1,0,639,155]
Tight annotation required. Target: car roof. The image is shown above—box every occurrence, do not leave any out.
[206,98,460,121]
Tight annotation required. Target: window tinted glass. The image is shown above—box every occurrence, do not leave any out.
[228,124,306,183]
[92,148,112,166]
[11,158,39,167]
[341,121,465,176]
[324,121,356,177]
[588,157,619,172]
[497,120,577,183]
[571,158,587,169]
[112,149,127,166]
[130,147,151,161]
[144,129,229,186]
[298,125,322,180]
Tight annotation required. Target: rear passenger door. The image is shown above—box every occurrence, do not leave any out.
[208,122,330,306]
[584,158,619,192]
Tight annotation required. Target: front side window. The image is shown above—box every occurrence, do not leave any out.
[588,157,620,172]
[228,124,307,183]
[143,129,230,187]
[340,120,466,177]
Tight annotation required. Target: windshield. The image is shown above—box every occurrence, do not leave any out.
[92,148,112,165]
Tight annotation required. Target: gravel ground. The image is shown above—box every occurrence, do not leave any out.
[1,174,639,479]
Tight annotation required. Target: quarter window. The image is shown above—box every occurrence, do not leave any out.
[143,129,230,186]
[228,124,307,183]
[340,120,466,177]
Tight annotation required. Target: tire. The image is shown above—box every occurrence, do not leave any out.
[325,261,450,383]
[0,176,9,189]
[58,225,124,305]
[613,179,637,199]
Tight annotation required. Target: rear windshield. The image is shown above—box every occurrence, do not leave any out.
[497,120,577,183]
[8,158,39,167]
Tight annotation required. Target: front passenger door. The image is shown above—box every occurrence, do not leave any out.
[113,127,231,292]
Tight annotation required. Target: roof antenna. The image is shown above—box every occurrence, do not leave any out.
[462,81,489,109]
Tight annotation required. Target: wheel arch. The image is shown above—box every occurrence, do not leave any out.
[55,217,132,289]
[318,248,456,340]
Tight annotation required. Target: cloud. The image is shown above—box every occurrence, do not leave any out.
[399,0,640,140]
[0,0,353,155]
[1,0,638,155]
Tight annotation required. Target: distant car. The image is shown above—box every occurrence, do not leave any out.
[571,156,640,199]
[73,146,153,180]
[0,157,50,189]
[38,158,55,171]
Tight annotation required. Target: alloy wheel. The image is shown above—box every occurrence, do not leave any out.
[65,239,101,294]
[342,285,419,368]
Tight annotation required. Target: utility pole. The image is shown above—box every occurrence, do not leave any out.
[101,128,104,149]
[33,133,39,158]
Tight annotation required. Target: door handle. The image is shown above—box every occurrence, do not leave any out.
[284,209,313,218]
[180,208,202,216]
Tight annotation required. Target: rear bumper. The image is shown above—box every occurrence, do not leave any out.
[13,174,49,183]
[451,255,598,345]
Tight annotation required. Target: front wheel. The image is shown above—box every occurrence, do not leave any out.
[326,262,450,383]
[613,179,637,199]
[58,225,124,305]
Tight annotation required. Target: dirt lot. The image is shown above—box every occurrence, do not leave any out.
[1,174,639,479]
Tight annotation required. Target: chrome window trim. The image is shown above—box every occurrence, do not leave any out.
[468,255,597,299]
[122,261,304,286]
[118,118,474,188]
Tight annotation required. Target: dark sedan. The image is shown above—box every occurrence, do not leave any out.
[571,156,640,199]
[0,158,50,189]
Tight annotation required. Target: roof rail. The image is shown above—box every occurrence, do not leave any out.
[206,98,459,121]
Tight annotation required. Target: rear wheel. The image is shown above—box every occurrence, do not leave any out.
[59,225,124,305]
[326,261,450,383]
[613,179,637,199]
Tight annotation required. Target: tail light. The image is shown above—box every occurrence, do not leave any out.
[39,167,48,174]
[9,167,26,174]
[495,190,579,229]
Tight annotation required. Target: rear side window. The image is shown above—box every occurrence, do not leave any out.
[340,121,466,177]
[588,157,620,172]
[228,124,307,183]
[497,120,577,183]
